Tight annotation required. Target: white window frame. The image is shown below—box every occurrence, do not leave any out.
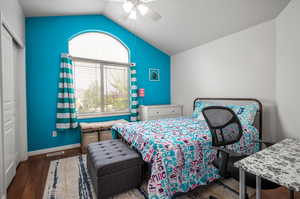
[72,56,131,119]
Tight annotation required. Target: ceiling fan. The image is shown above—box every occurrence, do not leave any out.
[107,0,162,21]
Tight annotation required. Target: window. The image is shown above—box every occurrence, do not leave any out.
[69,32,130,117]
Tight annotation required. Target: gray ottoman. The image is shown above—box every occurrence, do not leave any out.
[87,139,143,198]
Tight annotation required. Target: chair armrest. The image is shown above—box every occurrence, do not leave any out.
[255,140,275,147]
[212,146,245,157]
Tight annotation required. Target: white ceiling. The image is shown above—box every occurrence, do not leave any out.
[19,0,290,55]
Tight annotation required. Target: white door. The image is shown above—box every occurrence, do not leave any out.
[1,25,16,189]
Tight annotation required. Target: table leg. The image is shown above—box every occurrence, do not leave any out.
[256,176,261,199]
[239,168,246,199]
[289,190,294,199]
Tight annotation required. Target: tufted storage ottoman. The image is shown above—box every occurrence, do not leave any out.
[87,139,143,199]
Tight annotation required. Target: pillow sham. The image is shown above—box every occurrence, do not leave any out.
[192,101,259,126]
[227,104,259,126]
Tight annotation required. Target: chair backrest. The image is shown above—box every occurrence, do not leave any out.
[202,106,243,147]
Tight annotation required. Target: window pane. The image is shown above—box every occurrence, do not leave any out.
[74,61,102,114]
[103,65,129,113]
[70,32,130,116]
[69,32,129,63]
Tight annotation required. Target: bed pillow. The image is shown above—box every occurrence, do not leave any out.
[227,104,259,125]
[192,101,259,125]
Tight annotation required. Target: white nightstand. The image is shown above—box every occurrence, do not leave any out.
[139,104,183,121]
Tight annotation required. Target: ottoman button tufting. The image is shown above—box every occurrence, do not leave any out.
[87,139,143,199]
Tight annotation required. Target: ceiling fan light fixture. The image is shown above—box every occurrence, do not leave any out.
[123,0,134,13]
[137,4,149,15]
[129,9,137,20]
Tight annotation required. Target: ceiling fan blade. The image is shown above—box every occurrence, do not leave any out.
[146,7,162,21]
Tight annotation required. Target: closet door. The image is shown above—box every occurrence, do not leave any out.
[1,26,16,189]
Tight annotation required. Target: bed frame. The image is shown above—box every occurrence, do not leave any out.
[193,98,263,140]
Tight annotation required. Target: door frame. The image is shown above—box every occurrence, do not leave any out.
[0,14,24,48]
[0,12,25,199]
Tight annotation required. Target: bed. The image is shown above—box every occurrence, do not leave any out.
[112,98,262,199]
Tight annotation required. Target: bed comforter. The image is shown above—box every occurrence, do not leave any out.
[112,117,259,199]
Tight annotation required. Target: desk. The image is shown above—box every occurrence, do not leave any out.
[234,138,300,199]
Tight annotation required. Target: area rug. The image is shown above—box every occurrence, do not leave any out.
[43,155,255,199]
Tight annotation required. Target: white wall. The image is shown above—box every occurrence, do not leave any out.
[276,0,300,140]
[171,20,279,141]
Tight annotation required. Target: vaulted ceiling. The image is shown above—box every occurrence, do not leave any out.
[19,0,290,55]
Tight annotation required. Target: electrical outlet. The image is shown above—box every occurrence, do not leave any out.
[52,130,57,137]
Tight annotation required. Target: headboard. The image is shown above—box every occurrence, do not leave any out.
[193,98,263,139]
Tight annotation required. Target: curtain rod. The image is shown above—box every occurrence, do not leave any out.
[71,55,134,67]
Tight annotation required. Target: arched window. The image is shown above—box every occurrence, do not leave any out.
[69,32,129,63]
[69,32,130,117]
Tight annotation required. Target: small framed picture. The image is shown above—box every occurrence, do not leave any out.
[149,68,160,81]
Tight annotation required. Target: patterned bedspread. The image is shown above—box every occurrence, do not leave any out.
[112,117,259,199]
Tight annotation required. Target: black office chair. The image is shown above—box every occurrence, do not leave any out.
[202,106,279,199]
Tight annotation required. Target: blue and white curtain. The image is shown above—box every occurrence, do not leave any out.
[56,53,78,130]
[130,63,138,121]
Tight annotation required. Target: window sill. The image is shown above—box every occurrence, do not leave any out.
[78,112,130,119]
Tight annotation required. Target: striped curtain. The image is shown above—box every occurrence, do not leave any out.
[130,63,138,121]
[56,54,78,130]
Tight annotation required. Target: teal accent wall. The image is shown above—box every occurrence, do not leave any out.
[26,15,170,152]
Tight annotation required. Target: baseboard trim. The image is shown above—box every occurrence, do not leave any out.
[28,143,80,157]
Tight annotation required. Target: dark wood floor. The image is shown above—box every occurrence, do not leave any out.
[7,148,300,199]
[7,148,81,199]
